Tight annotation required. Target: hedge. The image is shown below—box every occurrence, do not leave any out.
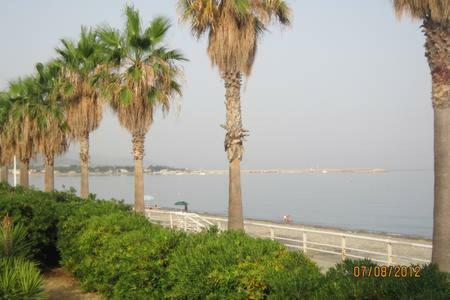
[56,202,323,299]
[58,210,184,299]
[318,259,450,300]
[0,183,449,299]
[164,228,322,299]
[0,182,127,266]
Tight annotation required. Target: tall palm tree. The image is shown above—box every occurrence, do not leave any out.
[6,77,40,187]
[56,28,104,198]
[0,159,7,183]
[4,72,68,191]
[0,156,8,183]
[0,92,12,184]
[393,0,450,272]
[35,62,70,192]
[98,6,185,213]
[178,0,291,229]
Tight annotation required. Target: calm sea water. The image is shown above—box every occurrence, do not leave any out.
[26,171,433,238]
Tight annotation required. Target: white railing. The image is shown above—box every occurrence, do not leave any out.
[145,209,432,266]
[147,210,214,233]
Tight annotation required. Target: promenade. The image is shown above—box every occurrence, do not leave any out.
[146,209,432,271]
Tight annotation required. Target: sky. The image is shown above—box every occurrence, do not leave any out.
[0,0,432,170]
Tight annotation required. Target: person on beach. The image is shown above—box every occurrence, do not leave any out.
[283,215,292,224]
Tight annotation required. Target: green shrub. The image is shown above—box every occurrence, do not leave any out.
[0,257,44,300]
[264,252,322,299]
[2,184,448,300]
[0,215,32,259]
[318,259,450,300]
[57,200,131,272]
[0,185,61,265]
[58,210,184,299]
[0,182,128,266]
[165,229,322,299]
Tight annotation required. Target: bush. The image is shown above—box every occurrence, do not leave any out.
[318,259,450,300]
[264,252,323,299]
[165,229,322,299]
[0,257,44,300]
[58,209,184,299]
[0,184,62,265]
[0,215,31,259]
[0,211,45,300]
[57,200,131,271]
[0,183,128,266]
[2,184,449,299]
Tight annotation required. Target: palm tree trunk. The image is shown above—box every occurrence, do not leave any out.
[223,72,247,230]
[424,18,450,272]
[0,166,8,183]
[44,154,54,192]
[79,131,89,198]
[132,131,145,213]
[19,159,29,187]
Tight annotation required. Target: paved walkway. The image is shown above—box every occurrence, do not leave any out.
[147,209,432,271]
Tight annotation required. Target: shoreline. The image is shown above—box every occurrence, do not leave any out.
[148,208,432,270]
[20,168,388,177]
[158,207,432,242]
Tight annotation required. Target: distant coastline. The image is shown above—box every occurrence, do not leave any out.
[9,165,387,176]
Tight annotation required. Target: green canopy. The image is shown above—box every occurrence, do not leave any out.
[175,201,188,206]
[174,201,189,212]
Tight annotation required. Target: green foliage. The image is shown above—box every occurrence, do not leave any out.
[58,208,185,299]
[165,230,322,299]
[0,183,62,265]
[0,215,31,259]
[98,5,185,135]
[0,257,44,300]
[1,183,449,299]
[318,259,450,300]
[0,182,128,266]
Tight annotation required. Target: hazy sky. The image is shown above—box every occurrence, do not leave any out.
[0,1,432,169]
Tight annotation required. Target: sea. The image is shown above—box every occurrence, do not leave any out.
[25,170,433,238]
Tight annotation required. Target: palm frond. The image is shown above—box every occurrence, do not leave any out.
[99,6,185,135]
[125,5,142,40]
[393,0,450,23]
[145,16,171,44]
[179,0,291,76]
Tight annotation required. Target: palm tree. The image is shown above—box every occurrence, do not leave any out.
[34,62,70,192]
[56,28,104,198]
[178,0,291,229]
[98,6,185,213]
[0,162,7,184]
[4,71,68,191]
[0,147,8,182]
[0,92,12,184]
[393,0,450,272]
[6,77,40,187]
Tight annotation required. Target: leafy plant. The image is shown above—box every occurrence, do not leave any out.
[58,210,184,299]
[0,182,128,266]
[0,184,64,265]
[0,257,44,300]
[1,183,449,299]
[318,259,450,300]
[165,230,321,299]
[0,214,32,259]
